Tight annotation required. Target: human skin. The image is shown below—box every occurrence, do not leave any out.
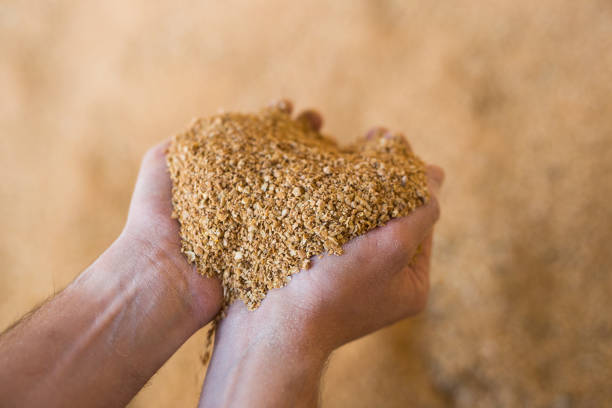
[0,143,223,407]
[198,166,443,408]
[198,107,444,407]
[0,103,443,408]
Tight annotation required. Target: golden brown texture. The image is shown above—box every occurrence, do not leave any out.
[167,104,428,310]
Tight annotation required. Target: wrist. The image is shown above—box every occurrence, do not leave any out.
[116,227,222,328]
[74,231,220,334]
[12,233,216,407]
[217,301,332,365]
[201,301,330,408]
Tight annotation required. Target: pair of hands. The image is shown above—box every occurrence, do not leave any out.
[0,102,442,408]
[126,103,443,380]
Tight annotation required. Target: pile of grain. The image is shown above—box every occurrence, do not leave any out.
[166,103,428,310]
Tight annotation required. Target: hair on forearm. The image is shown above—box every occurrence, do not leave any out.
[0,292,59,340]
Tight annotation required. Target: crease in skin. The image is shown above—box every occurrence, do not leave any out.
[43,283,134,395]
[48,249,175,389]
[71,263,139,339]
[123,229,200,320]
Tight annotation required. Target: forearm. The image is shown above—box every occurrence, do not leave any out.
[199,303,330,408]
[0,233,207,407]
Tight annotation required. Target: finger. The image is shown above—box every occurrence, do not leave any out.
[395,164,444,243]
[365,127,388,140]
[341,163,443,269]
[426,164,445,196]
[129,140,173,216]
[296,110,324,131]
[380,193,439,259]
[363,128,414,154]
[375,164,443,259]
[364,127,401,141]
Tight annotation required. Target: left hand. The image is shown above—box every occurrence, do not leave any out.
[122,142,223,326]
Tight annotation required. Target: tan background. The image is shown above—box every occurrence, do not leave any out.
[2,1,612,406]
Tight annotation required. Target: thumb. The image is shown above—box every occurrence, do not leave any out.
[425,164,444,196]
[381,164,444,257]
[128,140,174,222]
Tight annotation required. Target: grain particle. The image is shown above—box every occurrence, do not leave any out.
[292,186,303,197]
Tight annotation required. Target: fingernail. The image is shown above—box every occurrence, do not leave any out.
[365,127,388,140]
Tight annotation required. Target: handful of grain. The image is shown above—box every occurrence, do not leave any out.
[167,103,428,311]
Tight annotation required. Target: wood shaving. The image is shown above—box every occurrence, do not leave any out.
[166,103,428,311]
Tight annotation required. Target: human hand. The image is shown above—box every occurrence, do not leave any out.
[121,142,223,327]
[199,106,443,407]
[0,142,225,408]
[214,158,443,354]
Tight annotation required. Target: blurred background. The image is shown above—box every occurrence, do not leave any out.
[1,1,612,406]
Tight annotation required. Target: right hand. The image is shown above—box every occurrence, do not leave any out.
[217,161,443,356]
[200,108,444,408]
